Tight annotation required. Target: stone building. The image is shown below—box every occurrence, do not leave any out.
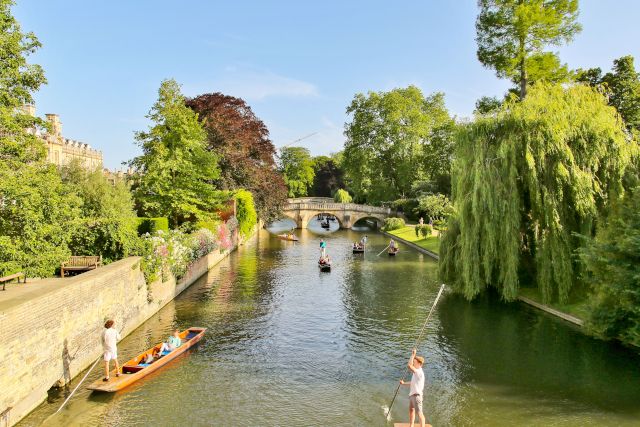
[23,105,103,169]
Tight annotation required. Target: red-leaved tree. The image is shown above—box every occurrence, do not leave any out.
[185,93,288,222]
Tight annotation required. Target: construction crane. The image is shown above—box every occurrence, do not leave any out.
[279,132,319,150]
[274,132,319,161]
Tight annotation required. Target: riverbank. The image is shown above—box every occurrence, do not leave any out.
[381,226,592,331]
[381,226,439,259]
[0,227,257,427]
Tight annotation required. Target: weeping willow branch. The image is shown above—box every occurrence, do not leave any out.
[440,83,636,303]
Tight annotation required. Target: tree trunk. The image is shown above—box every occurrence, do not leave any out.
[520,58,527,99]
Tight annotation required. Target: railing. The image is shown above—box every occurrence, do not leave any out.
[284,199,390,215]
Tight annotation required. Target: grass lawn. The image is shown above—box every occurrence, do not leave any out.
[387,226,440,254]
[518,287,590,321]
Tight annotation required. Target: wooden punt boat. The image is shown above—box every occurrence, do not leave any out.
[87,327,206,392]
[318,262,331,271]
[388,247,399,256]
[321,222,330,229]
[352,246,365,254]
[276,234,299,241]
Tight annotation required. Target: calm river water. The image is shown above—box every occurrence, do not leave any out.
[20,228,640,426]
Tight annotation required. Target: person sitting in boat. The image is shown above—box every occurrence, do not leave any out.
[319,254,330,265]
[158,329,182,354]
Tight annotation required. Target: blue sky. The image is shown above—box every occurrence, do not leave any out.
[14,0,640,169]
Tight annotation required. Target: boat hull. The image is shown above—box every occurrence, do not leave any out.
[87,327,206,392]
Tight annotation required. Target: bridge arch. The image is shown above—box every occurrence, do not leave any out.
[282,198,391,229]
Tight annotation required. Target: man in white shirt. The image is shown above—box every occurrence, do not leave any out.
[102,319,121,381]
[399,348,426,427]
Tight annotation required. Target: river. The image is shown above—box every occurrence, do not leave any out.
[19,228,640,426]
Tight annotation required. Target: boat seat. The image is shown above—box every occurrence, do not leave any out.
[137,363,151,367]
[185,332,199,340]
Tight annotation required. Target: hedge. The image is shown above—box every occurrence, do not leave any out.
[382,217,405,232]
[234,190,257,237]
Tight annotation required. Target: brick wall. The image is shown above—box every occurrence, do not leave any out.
[0,233,248,427]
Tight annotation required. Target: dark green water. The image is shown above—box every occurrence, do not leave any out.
[20,229,640,426]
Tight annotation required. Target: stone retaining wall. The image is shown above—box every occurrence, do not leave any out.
[0,228,256,427]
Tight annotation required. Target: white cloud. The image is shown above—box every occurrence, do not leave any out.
[197,68,319,101]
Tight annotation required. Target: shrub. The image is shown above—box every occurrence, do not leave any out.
[382,217,405,232]
[419,224,433,238]
[195,219,220,234]
[334,189,352,203]
[234,190,257,237]
[137,217,169,235]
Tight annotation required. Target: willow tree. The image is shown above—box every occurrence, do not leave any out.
[440,84,635,303]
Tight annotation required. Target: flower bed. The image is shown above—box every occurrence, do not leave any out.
[140,217,238,283]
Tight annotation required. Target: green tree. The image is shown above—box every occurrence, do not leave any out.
[415,193,451,222]
[476,0,581,98]
[474,96,502,114]
[333,189,352,203]
[0,164,81,277]
[343,86,455,203]
[0,0,47,165]
[311,155,344,197]
[579,187,640,347]
[0,0,80,277]
[440,84,635,303]
[130,79,222,227]
[61,161,139,263]
[278,146,315,197]
[576,56,640,135]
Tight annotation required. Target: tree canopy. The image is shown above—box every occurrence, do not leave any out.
[185,93,288,222]
[311,155,344,197]
[130,79,222,227]
[439,84,636,303]
[476,0,581,98]
[0,0,47,165]
[576,55,640,136]
[278,146,315,198]
[579,187,640,347]
[342,86,455,203]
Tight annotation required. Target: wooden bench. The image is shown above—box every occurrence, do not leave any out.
[0,272,25,291]
[61,256,102,277]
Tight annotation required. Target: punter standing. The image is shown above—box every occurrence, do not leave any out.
[399,348,426,427]
[320,238,327,256]
[102,319,121,381]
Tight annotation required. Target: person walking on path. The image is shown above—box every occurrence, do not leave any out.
[320,238,327,256]
[419,217,424,225]
[399,348,426,427]
[101,319,121,382]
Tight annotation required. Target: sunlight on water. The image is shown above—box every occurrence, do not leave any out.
[20,230,640,427]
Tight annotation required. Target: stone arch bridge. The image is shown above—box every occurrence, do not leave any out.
[282,197,391,229]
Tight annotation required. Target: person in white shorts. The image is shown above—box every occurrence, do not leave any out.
[102,319,121,381]
[399,348,426,427]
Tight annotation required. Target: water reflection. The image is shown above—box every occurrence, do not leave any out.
[21,230,640,427]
